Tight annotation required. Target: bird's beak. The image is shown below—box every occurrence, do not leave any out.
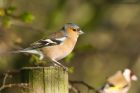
[78,30,84,35]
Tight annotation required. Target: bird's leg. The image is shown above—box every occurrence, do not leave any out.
[53,63,60,67]
[52,59,67,71]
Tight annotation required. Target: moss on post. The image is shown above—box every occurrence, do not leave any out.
[20,66,68,93]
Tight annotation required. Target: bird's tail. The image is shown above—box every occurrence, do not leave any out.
[11,49,43,60]
[10,49,27,54]
[11,49,40,55]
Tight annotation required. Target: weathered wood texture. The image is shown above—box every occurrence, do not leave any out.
[20,66,68,93]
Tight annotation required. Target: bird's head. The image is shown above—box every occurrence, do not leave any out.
[61,23,84,38]
[98,69,138,93]
[123,68,137,82]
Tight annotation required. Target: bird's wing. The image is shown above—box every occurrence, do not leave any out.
[47,30,67,39]
[25,31,67,50]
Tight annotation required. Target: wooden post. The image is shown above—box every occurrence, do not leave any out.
[20,66,68,93]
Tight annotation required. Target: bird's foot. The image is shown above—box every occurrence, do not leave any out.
[61,65,68,71]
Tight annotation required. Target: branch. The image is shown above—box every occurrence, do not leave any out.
[0,83,28,91]
[2,73,8,86]
[0,72,28,92]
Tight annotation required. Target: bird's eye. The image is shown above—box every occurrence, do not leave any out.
[73,28,77,31]
[108,83,115,87]
[62,27,65,30]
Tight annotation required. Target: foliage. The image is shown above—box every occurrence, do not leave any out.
[0,6,35,28]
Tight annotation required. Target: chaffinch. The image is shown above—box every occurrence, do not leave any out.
[97,68,137,93]
[14,23,84,69]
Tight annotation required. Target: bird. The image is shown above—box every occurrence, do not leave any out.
[13,23,84,70]
[97,68,137,93]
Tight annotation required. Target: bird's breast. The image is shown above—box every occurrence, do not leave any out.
[41,38,77,61]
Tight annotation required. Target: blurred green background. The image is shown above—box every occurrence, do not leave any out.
[0,0,140,93]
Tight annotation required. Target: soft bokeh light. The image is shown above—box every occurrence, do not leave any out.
[0,0,140,93]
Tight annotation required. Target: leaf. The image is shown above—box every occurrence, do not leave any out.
[6,6,16,15]
[19,12,35,23]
